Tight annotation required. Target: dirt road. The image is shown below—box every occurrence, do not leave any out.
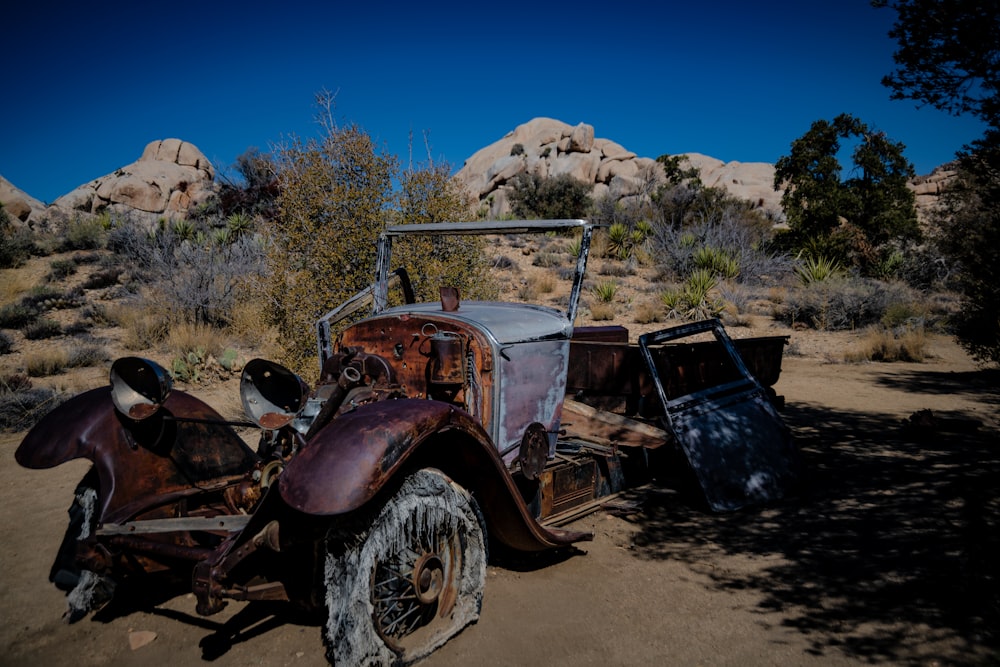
[2,334,997,666]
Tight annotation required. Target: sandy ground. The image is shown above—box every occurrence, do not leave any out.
[2,332,998,667]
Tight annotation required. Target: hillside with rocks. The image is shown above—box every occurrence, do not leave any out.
[454,118,786,220]
[1,138,216,229]
[2,119,954,228]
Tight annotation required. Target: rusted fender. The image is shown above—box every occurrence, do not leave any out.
[279,399,590,551]
[15,387,257,524]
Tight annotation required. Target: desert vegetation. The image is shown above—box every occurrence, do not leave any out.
[3,0,997,432]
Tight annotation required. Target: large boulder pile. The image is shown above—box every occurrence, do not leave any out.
[0,175,46,224]
[909,163,957,223]
[454,118,785,219]
[0,139,216,231]
[53,139,215,220]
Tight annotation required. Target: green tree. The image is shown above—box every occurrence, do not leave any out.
[874,0,1000,128]
[394,160,496,303]
[774,113,919,272]
[268,94,397,374]
[934,141,1000,363]
[875,0,1000,363]
[264,93,494,376]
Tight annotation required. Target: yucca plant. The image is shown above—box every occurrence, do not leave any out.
[693,246,740,280]
[606,222,631,260]
[591,280,619,303]
[795,255,843,285]
[682,269,724,320]
[567,237,582,258]
[660,289,685,319]
[226,212,254,239]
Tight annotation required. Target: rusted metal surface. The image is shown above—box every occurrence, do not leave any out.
[16,387,258,524]
[538,459,598,517]
[567,331,790,409]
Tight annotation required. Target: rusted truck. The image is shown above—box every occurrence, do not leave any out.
[16,219,798,665]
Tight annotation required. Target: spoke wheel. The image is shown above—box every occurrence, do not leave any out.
[324,469,486,666]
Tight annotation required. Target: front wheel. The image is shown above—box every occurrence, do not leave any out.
[323,468,487,666]
[51,473,116,621]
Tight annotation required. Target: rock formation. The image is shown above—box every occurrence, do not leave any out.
[1,125,952,231]
[454,118,785,220]
[54,139,215,220]
[0,176,47,224]
[0,139,216,230]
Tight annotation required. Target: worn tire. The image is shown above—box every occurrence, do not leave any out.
[50,474,115,621]
[323,468,487,666]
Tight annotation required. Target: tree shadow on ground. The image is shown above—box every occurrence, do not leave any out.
[623,382,1000,666]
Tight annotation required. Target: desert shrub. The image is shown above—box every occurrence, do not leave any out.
[119,306,170,351]
[63,320,93,336]
[166,322,227,361]
[106,212,268,327]
[47,258,78,281]
[508,172,593,220]
[82,268,122,290]
[516,281,538,301]
[716,282,751,314]
[0,374,64,431]
[530,274,556,294]
[778,278,919,331]
[66,343,110,368]
[634,301,663,324]
[0,302,39,329]
[598,262,634,278]
[228,299,280,355]
[0,204,36,269]
[80,302,119,327]
[0,331,13,354]
[25,348,70,376]
[881,300,927,329]
[532,251,563,268]
[589,302,616,321]
[844,325,927,363]
[648,190,792,287]
[721,310,754,328]
[61,215,107,251]
[1,272,32,305]
[23,317,62,340]
[492,255,516,270]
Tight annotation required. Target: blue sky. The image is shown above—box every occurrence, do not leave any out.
[2,1,988,204]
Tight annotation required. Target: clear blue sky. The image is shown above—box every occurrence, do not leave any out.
[2,0,988,204]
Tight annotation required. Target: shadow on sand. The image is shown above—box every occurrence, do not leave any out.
[621,369,1000,665]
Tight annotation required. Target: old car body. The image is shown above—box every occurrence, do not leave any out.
[15,219,797,665]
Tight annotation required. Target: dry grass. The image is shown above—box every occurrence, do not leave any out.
[0,271,33,305]
[531,274,557,294]
[229,299,282,358]
[117,305,171,351]
[844,326,928,363]
[633,301,664,324]
[166,322,229,360]
[590,302,616,321]
[25,348,69,377]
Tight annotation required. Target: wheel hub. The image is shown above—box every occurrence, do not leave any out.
[412,553,444,605]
